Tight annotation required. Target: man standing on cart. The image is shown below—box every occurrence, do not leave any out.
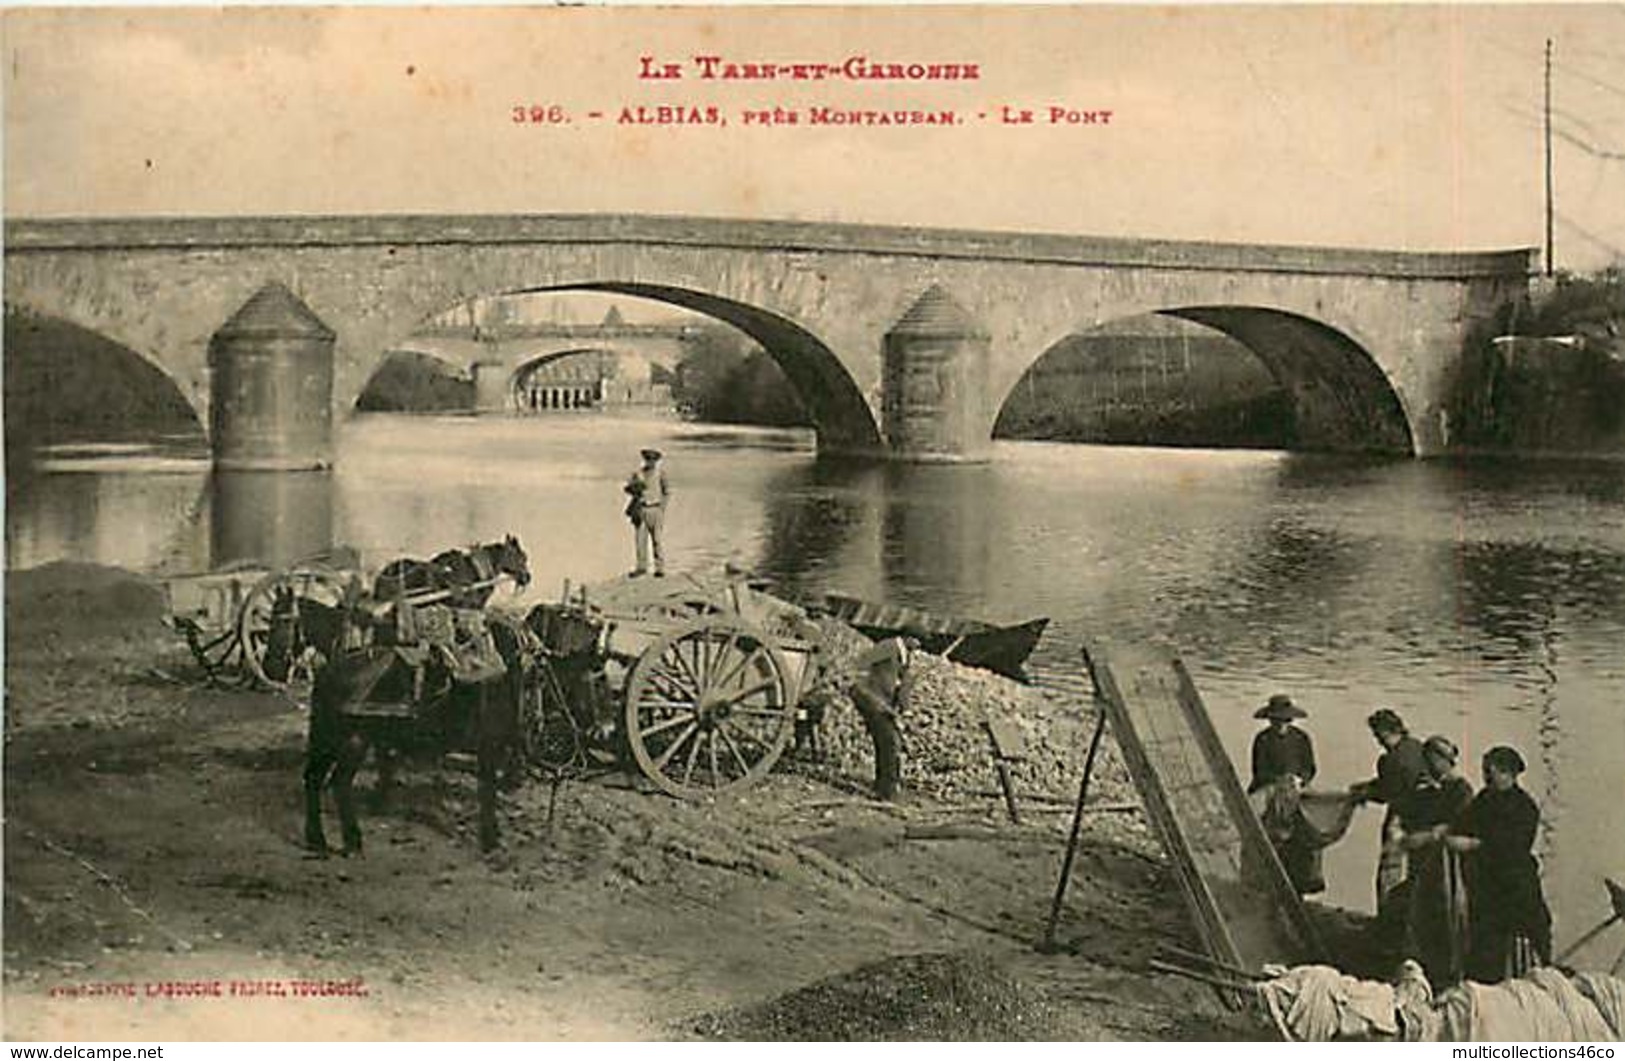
[624,448,671,578]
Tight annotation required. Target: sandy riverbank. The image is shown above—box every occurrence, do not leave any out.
[2,562,1263,1041]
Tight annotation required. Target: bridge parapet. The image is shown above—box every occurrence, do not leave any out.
[411,321,700,342]
[3,213,1535,462]
[5,214,1535,280]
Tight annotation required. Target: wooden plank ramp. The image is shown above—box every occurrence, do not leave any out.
[1083,642,1324,977]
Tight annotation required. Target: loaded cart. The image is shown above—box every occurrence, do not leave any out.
[519,572,825,798]
[159,540,525,700]
[159,548,359,695]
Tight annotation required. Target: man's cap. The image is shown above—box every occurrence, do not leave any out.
[641,448,663,460]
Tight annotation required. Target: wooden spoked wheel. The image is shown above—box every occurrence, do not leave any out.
[522,660,589,773]
[623,615,794,799]
[239,565,352,699]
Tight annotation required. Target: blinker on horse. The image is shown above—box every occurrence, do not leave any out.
[374,533,531,607]
[302,536,532,857]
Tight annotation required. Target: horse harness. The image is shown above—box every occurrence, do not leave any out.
[341,601,507,719]
[465,547,498,583]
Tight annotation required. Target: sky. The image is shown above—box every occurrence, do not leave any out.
[4,5,1624,271]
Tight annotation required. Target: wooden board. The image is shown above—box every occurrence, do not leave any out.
[160,568,271,630]
[1084,643,1323,976]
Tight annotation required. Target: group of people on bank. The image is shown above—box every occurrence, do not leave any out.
[1249,695,1553,989]
[621,447,1557,991]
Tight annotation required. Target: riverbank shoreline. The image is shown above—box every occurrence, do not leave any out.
[2,561,1265,1041]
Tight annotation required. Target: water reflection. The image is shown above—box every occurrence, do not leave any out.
[754,459,1007,619]
[5,461,208,573]
[209,470,336,568]
[1185,516,1380,668]
[879,463,998,607]
[5,463,340,574]
[755,458,885,601]
[6,420,1624,952]
[1446,456,1625,508]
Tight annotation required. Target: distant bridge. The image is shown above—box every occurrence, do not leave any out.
[2,214,1533,460]
[395,315,692,412]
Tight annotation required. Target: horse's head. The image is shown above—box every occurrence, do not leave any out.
[295,597,349,660]
[494,533,531,589]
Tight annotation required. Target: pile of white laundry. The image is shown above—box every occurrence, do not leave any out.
[1257,961,1625,1042]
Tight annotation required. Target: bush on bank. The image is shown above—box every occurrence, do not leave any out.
[1450,267,1625,456]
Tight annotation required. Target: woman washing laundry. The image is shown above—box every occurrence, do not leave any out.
[1350,708,1428,918]
[1248,694,1324,895]
[1394,735,1475,988]
[1446,744,1555,983]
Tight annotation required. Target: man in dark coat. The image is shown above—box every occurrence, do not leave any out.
[1351,708,1427,915]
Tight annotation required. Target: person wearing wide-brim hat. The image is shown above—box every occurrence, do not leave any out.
[1248,694,1315,792]
[1247,694,1321,895]
[623,447,672,577]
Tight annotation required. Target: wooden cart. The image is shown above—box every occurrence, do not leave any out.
[521,573,821,799]
[159,549,358,697]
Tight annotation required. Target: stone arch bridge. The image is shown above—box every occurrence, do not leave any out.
[2,214,1533,461]
[392,316,693,413]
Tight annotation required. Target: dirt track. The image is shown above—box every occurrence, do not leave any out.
[2,564,1263,1041]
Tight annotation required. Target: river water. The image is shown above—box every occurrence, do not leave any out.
[8,414,1624,961]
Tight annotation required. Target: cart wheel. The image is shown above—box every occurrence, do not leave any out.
[624,614,794,798]
[239,565,351,700]
[523,661,589,772]
[171,615,244,684]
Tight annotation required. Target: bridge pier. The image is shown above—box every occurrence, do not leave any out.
[882,285,992,463]
[210,469,336,568]
[5,216,1536,466]
[471,360,510,414]
[209,282,335,470]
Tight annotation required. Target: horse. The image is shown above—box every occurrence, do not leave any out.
[301,614,529,857]
[300,535,533,857]
[373,535,531,608]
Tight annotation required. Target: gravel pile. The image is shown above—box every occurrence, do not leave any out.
[805,620,1137,811]
[684,951,1069,1041]
[5,562,168,633]
[3,563,199,734]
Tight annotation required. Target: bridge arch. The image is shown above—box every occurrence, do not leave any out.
[998,305,1415,455]
[448,282,880,453]
[354,349,472,413]
[513,346,613,375]
[2,303,206,447]
[1166,306,1413,453]
[6,215,1530,461]
[509,346,676,377]
[507,346,671,412]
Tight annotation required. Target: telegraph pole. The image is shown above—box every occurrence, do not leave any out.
[1545,37,1555,277]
